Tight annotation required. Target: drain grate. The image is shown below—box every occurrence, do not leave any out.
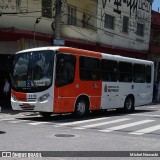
[0,131,6,134]
[55,134,75,137]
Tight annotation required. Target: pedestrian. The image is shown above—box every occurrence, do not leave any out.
[3,78,10,108]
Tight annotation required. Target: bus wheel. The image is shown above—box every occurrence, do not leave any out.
[39,112,52,117]
[124,96,134,112]
[74,98,89,118]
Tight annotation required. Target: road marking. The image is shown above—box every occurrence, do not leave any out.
[0,118,15,121]
[74,118,130,130]
[130,113,160,117]
[9,120,30,123]
[99,120,155,133]
[55,117,110,127]
[148,107,158,109]
[28,122,50,125]
[129,124,160,135]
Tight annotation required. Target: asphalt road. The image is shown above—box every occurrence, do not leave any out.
[0,104,160,160]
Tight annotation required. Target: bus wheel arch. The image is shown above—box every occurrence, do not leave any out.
[124,94,135,112]
[74,95,90,118]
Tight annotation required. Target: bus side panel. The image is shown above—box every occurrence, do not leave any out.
[53,80,102,113]
[134,83,153,106]
[54,85,76,113]
[101,82,133,109]
[78,81,102,111]
[53,53,102,113]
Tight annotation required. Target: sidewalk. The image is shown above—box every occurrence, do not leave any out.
[0,106,40,119]
[0,107,23,118]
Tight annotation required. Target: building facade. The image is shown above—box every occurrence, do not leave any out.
[97,0,151,58]
[149,10,160,82]
[0,0,152,56]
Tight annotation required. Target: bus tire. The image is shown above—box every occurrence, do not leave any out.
[39,112,52,117]
[124,96,134,112]
[74,98,89,118]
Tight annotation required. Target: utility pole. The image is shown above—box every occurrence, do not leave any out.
[55,0,62,40]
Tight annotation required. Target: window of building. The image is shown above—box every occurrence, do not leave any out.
[137,23,144,36]
[16,0,21,7]
[101,60,117,82]
[16,0,21,11]
[133,64,145,83]
[122,16,129,33]
[68,5,77,25]
[80,56,100,81]
[42,0,52,18]
[118,62,132,82]
[146,65,151,83]
[104,14,114,30]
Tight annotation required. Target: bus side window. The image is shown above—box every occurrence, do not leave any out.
[118,62,132,82]
[56,53,76,87]
[146,65,151,83]
[133,64,145,83]
[80,56,100,81]
[101,59,117,82]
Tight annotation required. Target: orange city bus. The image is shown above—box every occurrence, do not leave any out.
[9,46,154,117]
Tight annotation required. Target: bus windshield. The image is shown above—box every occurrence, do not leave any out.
[11,50,55,92]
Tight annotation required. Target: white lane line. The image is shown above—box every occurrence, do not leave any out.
[129,124,160,135]
[0,118,15,121]
[28,122,50,125]
[130,113,160,117]
[74,118,130,130]
[54,117,110,127]
[9,120,30,123]
[148,107,158,109]
[99,120,155,133]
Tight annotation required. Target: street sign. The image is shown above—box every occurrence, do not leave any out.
[53,39,65,46]
[26,80,31,87]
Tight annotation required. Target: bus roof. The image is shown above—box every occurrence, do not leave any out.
[101,53,153,65]
[16,46,153,65]
[16,46,60,54]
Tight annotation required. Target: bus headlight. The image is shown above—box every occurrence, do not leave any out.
[11,94,17,101]
[38,93,50,102]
